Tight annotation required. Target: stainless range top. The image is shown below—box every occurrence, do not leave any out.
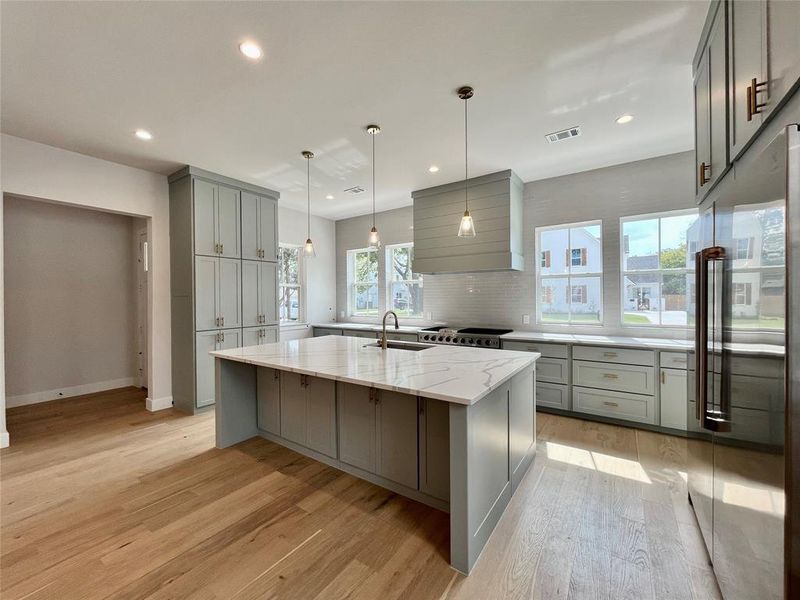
[417,326,513,348]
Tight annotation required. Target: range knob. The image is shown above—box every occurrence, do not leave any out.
[468,338,474,345]
[437,336,444,342]
[445,336,451,342]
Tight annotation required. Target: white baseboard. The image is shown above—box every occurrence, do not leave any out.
[146,396,174,412]
[0,430,9,449]
[6,377,137,408]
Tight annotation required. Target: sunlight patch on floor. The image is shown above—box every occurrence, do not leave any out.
[544,441,652,483]
[721,481,785,516]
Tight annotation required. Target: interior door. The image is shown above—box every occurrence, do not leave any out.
[216,185,241,259]
[218,258,242,329]
[240,191,260,261]
[710,128,787,600]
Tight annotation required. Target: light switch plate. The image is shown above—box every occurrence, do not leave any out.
[522,314,530,325]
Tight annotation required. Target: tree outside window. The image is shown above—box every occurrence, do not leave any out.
[348,248,379,316]
[386,244,423,318]
[279,244,302,322]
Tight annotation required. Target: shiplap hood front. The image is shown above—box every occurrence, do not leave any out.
[411,170,524,274]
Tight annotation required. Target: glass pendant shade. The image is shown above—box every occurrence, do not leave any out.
[304,238,316,258]
[457,210,476,238]
[368,226,381,249]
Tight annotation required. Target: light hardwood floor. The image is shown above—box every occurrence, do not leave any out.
[1,387,721,600]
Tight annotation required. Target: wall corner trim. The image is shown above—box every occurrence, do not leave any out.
[146,396,174,412]
[0,430,9,449]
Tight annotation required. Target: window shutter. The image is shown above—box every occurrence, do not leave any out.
[565,248,570,266]
[545,251,551,268]
[581,248,587,266]
[746,283,752,305]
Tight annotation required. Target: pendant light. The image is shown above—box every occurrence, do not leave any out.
[366,124,381,249]
[302,150,316,258]
[457,86,476,238]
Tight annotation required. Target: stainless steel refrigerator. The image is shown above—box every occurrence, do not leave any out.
[688,122,799,599]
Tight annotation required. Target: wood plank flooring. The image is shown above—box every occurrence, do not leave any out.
[1,387,721,599]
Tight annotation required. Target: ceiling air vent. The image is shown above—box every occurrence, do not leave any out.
[545,126,581,144]
[343,186,366,195]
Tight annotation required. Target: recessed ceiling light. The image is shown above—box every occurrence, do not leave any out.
[134,129,153,140]
[428,165,440,173]
[326,194,334,200]
[239,41,263,60]
[616,114,634,124]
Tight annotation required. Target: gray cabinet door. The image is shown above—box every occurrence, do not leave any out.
[194,256,218,331]
[306,377,337,458]
[509,368,535,490]
[241,191,260,261]
[241,260,260,327]
[242,327,261,347]
[259,262,278,325]
[280,372,307,446]
[338,382,376,472]
[707,3,727,190]
[218,258,242,329]
[376,390,418,489]
[263,326,279,343]
[660,368,688,430]
[729,0,767,159]
[218,327,241,350]
[419,398,450,501]
[259,196,279,262]
[257,367,281,435]
[193,179,217,256]
[766,0,800,118]
[195,330,218,408]
[216,185,241,259]
[695,50,711,200]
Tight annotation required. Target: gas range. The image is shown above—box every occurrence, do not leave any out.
[417,326,513,349]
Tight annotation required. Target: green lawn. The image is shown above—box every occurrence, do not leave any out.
[622,314,653,325]
[541,313,601,324]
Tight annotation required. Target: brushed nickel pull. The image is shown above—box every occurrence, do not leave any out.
[221,316,225,326]
[220,332,225,342]
[603,373,619,380]
[603,401,619,408]
[661,371,666,384]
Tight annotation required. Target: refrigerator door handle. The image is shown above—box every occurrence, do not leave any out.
[695,245,727,431]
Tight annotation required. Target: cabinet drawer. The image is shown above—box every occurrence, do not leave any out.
[346,330,378,339]
[660,351,689,370]
[728,355,783,379]
[573,345,654,366]
[537,358,569,384]
[573,387,655,424]
[502,340,568,358]
[313,327,342,337]
[573,361,655,396]
[537,382,569,410]
[386,332,420,342]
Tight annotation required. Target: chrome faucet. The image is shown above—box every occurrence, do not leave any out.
[380,310,400,349]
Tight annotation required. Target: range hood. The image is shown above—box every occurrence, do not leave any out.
[411,169,523,274]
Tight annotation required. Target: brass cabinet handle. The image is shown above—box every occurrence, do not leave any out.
[747,77,768,121]
[661,371,666,384]
[699,162,711,186]
[603,401,619,408]
[603,352,618,358]
[603,373,619,380]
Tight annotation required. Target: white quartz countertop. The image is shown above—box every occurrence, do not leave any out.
[499,331,695,350]
[211,335,539,405]
[312,322,423,333]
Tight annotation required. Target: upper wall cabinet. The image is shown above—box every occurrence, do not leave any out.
[728,0,800,160]
[694,0,728,201]
[411,170,523,274]
[241,192,279,262]
[193,179,241,259]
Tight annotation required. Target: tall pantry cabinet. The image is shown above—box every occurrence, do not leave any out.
[169,166,280,413]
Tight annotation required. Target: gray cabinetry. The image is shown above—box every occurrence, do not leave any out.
[509,366,535,491]
[257,367,281,435]
[337,383,418,488]
[419,397,450,501]
[660,368,688,430]
[169,166,280,414]
[313,327,343,337]
[241,192,278,262]
[280,373,337,458]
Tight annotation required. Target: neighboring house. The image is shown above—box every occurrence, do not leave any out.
[622,254,662,311]
[539,227,602,317]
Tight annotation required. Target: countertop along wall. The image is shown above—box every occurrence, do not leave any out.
[334,151,696,338]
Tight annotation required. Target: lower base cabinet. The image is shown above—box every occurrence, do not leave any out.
[536,382,569,409]
[419,398,450,501]
[337,382,418,489]
[196,329,241,408]
[660,368,687,430]
[280,372,337,458]
[257,367,281,435]
[573,386,655,424]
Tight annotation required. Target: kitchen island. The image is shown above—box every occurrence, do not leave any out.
[211,334,539,574]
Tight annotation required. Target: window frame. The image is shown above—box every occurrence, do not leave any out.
[535,219,604,326]
[619,208,698,329]
[384,243,423,319]
[278,243,305,324]
[347,247,380,317]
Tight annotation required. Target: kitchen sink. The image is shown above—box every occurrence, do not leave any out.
[364,341,434,351]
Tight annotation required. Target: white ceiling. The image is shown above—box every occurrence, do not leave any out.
[1,1,708,220]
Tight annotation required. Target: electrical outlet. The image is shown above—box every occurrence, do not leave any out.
[522,314,530,325]
[426,311,433,321]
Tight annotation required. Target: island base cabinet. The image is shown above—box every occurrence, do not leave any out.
[279,373,337,458]
[257,367,281,435]
[419,398,450,502]
[509,367,536,492]
[337,383,418,489]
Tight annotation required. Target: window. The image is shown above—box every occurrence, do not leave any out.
[620,209,698,327]
[348,247,379,316]
[278,244,303,322]
[386,244,423,318]
[734,237,754,260]
[733,282,752,306]
[535,221,603,325]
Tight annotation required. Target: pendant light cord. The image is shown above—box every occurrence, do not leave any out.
[464,95,469,212]
[372,132,376,227]
[306,156,311,239]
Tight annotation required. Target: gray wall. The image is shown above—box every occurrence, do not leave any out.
[4,197,138,404]
[335,151,695,338]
